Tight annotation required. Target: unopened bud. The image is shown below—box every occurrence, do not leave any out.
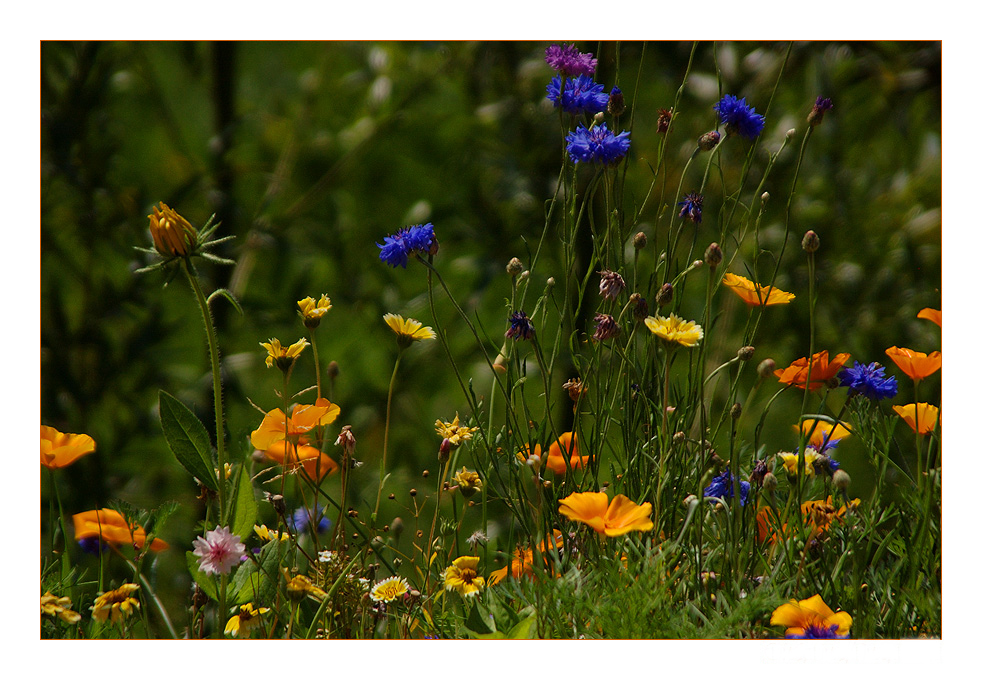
[506,257,524,277]
[546,277,555,288]
[593,111,604,124]
[656,282,674,307]
[786,128,796,140]
[763,472,778,492]
[683,494,699,509]
[607,86,626,117]
[757,358,776,379]
[730,402,743,419]
[802,230,820,253]
[633,231,647,249]
[761,191,770,205]
[327,361,340,379]
[438,438,452,463]
[673,431,687,448]
[833,469,851,490]
[704,242,723,269]
[698,130,721,152]
[737,346,755,362]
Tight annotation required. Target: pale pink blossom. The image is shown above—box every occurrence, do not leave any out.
[192,526,246,575]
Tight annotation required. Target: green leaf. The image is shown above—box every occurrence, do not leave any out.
[187,551,218,601]
[231,466,257,543]
[505,610,536,639]
[234,539,284,605]
[158,390,218,491]
[463,600,496,636]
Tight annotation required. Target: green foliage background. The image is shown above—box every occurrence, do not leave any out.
[40,40,940,628]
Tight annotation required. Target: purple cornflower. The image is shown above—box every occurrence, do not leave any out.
[714,94,766,139]
[678,192,704,224]
[78,536,109,555]
[838,361,898,401]
[787,623,848,639]
[547,75,609,116]
[505,311,534,341]
[565,123,631,165]
[544,43,597,78]
[376,223,436,268]
[703,468,750,506]
[809,96,834,126]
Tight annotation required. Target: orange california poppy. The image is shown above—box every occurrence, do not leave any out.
[558,491,653,537]
[517,433,590,475]
[721,272,796,306]
[916,307,941,328]
[885,346,941,382]
[41,425,96,469]
[250,398,341,451]
[770,594,852,638]
[72,509,169,551]
[756,497,860,545]
[773,351,851,391]
[488,530,563,585]
[892,403,939,434]
[793,419,851,450]
[263,441,338,480]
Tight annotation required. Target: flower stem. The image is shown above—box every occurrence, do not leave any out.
[373,349,403,526]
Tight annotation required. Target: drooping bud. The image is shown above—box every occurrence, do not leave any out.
[730,402,743,419]
[438,438,452,463]
[737,346,755,362]
[786,128,796,140]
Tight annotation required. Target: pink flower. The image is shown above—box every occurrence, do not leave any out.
[192,526,246,575]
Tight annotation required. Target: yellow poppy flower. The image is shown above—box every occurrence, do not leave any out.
[91,583,141,624]
[41,425,96,469]
[892,402,939,434]
[285,574,326,602]
[442,556,485,597]
[384,313,436,348]
[72,509,169,551]
[644,313,703,347]
[558,491,653,537]
[770,594,852,638]
[721,272,795,306]
[777,450,821,477]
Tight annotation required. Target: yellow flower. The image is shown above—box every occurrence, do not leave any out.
[298,295,332,328]
[793,419,851,450]
[91,583,141,624]
[558,491,653,537]
[435,413,479,447]
[453,467,483,498]
[442,556,485,598]
[225,602,270,637]
[41,425,96,469]
[777,450,821,477]
[892,402,939,434]
[383,313,436,348]
[369,575,410,603]
[41,592,81,624]
[285,574,326,602]
[261,337,310,370]
[770,594,852,638]
[644,313,703,347]
[254,524,289,542]
[148,202,197,256]
[721,272,796,306]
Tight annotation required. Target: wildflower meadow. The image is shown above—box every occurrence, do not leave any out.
[39,39,948,651]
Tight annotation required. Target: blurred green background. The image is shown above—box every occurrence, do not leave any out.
[41,41,940,623]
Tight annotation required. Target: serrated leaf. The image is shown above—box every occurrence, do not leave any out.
[231,466,257,543]
[158,390,218,491]
[187,551,218,601]
[234,539,283,605]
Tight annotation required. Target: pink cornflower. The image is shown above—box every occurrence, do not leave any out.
[192,526,246,575]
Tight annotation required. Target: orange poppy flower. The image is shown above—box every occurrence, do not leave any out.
[756,497,860,545]
[41,426,96,469]
[721,272,796,306]
[488,530,563,585]
[793,419,851,450]
[770,594,852,639]
[916,307,941,328]
[72,509,169,552]
[885,346,941,382]
[892,403,939,434]
[773,351,851,391]
[263,441,339,481]
[250,398,341,450]
[558,491,653,537]
[517,432,590,475]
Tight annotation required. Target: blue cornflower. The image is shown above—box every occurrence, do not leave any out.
[290,506,331,535]
[565,123,631,165]
[376,223,436,268]
[505,310,534,341]
[714,94,766,139]
[838,361,899,401]
[544,43,597,77]
[78,536,109,555]
[787,623,847,639]
[703,468,751,506]
[677,192,704,224]
[547,75,609,116]
[809,96,834,126]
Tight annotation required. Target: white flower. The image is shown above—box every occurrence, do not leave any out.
[318,550,337,564]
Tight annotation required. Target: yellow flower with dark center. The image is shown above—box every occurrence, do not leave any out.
[91,583,141,624]
[298,295,333,328]
[435,413,478,447]
[384,313,436,348]
[721,272,796,306]
[558,491,653,537]
[41,425,96,469]
[644,313,704,347]
[453,467,483,498]
[285,574,326,602]
[261,337,310,370]
[770,594,852,639]
[148,202,197,256]
[253,524,289,542]
[224,602,270,637]
[41,592,81,624]
[442,556,485,598]
[369,575,410,603]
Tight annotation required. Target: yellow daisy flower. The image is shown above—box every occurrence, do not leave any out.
[644,313,703,347]
[369,575,410,603]
[298,295,332,328]
[261,337,310,370]
[384,313,436,348]
[41,592,81,624]
[225,602,270,638]
[442,556,485,598]
[777,450,821,477]
[453,467,483,498]
[285,574,326,602]
[435,413,479,447]
[148,202,197,257]
[91,583,141,624]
